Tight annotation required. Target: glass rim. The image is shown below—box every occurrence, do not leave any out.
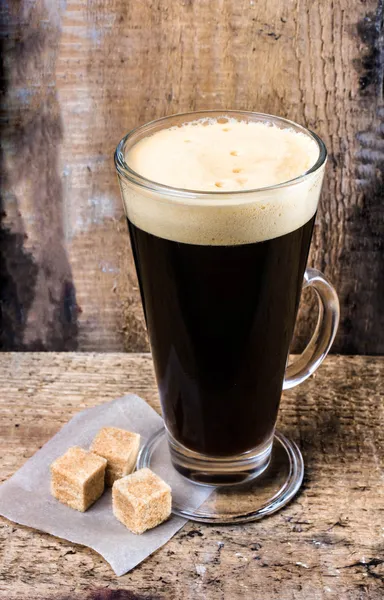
[114,110,327,200]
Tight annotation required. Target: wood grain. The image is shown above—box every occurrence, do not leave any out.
[0,353,383,599]
[1,0,383,353]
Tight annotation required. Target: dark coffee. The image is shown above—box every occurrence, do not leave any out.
[128,216,315,457]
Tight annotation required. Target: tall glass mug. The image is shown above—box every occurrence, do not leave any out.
[115,111,339,487]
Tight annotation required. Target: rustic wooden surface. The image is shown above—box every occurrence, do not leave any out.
[0,353,383,600]
[1,0,383,354]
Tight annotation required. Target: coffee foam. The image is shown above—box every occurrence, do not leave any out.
[119,118,324,246]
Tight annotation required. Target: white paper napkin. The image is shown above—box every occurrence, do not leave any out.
[0,394,211,576]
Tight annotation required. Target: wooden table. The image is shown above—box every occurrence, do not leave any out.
[0,353,383,599]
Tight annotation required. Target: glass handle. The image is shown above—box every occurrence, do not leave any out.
[283,268,340,390]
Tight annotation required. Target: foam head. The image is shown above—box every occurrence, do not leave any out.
[116,113,326,246]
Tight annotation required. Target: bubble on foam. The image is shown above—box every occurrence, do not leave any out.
[120,117,324,246]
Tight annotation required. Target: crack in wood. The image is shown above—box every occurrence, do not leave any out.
[341,558,384,584]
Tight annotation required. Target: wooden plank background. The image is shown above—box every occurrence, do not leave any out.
[0,0,383,353]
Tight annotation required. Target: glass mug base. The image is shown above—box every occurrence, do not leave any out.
[167,431,273,486]
[137,427,304,524]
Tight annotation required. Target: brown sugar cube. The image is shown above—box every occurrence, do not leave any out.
[50,447,107,512]
[90,427,141,486]
[112,468,172,534]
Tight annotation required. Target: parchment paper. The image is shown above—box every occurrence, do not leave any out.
[0,394,211,576]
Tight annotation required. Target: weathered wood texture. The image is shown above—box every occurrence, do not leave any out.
[0,353,383,599]
[0,1,383,353]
